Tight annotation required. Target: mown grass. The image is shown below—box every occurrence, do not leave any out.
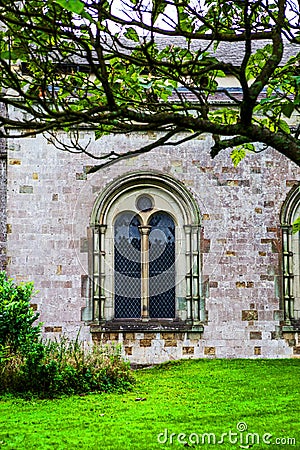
[0,359,299,449]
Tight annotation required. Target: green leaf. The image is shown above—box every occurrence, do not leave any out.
[281,103,294,118]
[292,217,300,234]
[230,147,246,167]
[124,27,139,42]
[54,0,85,14]
[278,119,290,134]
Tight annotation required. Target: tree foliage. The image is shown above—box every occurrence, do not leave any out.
[0,0,300,169]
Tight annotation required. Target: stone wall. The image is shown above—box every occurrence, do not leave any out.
[0,103,7,270]
[5,129,300,363]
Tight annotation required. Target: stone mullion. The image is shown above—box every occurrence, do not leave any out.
[192,226,201,322]
[282,226,294,323]
[92,227,100,322]
[139,225,151,320]
[184,226,193,322]
[99,225,107,322]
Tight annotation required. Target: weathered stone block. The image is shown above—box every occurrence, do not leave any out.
[140,339,152,347]
[201,238,211,253]
[286,180,298,187]
[260,275,274,281]
[264,201,274,207]
[164,339,177,347]
[80,238,88,253]
[9,159,21,165]
[227,180,239,186]
[204,347,216,355]
[143,333,156,340]
[19,185,33,194]
[109,333,119,341]
[76,173,87,180]
[44,326,54,332]
[161,332,175,340]
[273,310,284,321]
[81,275,88,297]
[261,238,273,244]
[187,332,202,340]
[183,346,194,355]
[125,332,134,340]
[53,326,62,332]
[250,331,262,340]
[242,310,258,321]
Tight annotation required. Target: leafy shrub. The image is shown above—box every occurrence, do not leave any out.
[0,272,41,351]
[0,272,134,398]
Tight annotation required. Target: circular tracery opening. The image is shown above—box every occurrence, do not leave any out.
[136,194,154,212]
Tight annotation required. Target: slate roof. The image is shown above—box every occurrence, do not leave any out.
[153,37,300,65]
[65,38,300,66]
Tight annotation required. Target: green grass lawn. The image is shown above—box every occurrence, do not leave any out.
[0,359,299,449]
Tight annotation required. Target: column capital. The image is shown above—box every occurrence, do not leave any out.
[138,225,152,236]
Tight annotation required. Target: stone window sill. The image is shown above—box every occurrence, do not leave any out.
[90,319,204,333]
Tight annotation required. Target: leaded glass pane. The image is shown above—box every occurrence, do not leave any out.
[149,212,175,318]
[136,195,154,212]
[114,213,141,318]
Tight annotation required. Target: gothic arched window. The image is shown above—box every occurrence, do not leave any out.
[88,172,204,331]
[281,184,300,329]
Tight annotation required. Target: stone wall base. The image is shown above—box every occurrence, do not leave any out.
[91,330,293,365]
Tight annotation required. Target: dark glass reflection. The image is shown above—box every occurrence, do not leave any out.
[114,213,141,318]
[149,212,175,318]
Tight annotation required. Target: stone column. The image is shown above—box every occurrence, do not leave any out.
[139,225,151,320]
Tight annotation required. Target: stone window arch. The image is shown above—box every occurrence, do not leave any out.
[88,171,204,332]
[281,184,300,329]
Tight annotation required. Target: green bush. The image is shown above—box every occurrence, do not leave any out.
[0,272,134,398]
[0,271,41,351]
